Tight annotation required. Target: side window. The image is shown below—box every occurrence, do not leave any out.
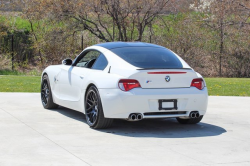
[76,51,100,68]
[92,54,108,70]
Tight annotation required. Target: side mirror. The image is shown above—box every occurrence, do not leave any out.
[62,58,72,65]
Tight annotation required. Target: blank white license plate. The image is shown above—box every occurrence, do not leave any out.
[158,99,178,110]
[162,102,174,108]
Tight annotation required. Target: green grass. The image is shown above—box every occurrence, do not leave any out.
[0,76,249,96]
[205,78,250,96]
[0,69,24,75]
[0,69,41,76]
[0,75,40,92]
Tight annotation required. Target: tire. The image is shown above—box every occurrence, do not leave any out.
[41,74,58,109]
[85,86,113,129]
[176,116,203,124]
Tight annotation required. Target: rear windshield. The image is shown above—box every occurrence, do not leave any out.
[111,47,183,69]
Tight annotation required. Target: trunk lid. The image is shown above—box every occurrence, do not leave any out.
[129,69,197,89]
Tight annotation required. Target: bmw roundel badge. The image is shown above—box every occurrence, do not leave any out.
[165,76,171,82]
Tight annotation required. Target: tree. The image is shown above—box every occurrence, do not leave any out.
[22,0,170,42]
[193,0,250,76]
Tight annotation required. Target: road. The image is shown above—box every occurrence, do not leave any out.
[0,93,250,166]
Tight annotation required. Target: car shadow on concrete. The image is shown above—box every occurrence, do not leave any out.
[54,106,227,138]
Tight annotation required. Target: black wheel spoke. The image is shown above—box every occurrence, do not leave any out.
[87,99,93,104]
[41,80,50,106]
[89,110,95,123]
[92,113,97,122]
[86,104,95,111]
[87,101,93,107]
[89,93,94,102]
[42,95,47,104]
[85,90,99,125]
[91,93,96,103]
[41,75,58,109]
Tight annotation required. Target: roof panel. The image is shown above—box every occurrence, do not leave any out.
[94,42,163,50]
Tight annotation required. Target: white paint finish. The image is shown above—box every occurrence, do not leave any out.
[42,45,208,119]
[99,87,208,118]
[129,69,199,89]
[0,93,250,165]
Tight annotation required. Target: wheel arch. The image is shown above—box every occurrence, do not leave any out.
[41,71,56,103]
[41,72,52,86]
[42,72,48,77]
[41,71,48,81]
[85,83,97,98]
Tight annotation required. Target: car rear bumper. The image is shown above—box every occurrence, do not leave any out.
[99,87,208,119]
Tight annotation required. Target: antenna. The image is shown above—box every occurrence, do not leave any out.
[108,66,111,73]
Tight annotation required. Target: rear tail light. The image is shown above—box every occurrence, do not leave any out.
[191,78,205,90]
[118,79,141,91]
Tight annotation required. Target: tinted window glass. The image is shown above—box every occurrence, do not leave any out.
[111,47,183,69]
[76,51,100,68]
[92,54,108,70]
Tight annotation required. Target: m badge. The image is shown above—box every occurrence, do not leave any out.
[165,76,171,82]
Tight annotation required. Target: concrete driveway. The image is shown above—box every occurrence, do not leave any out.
[0,93,249,166]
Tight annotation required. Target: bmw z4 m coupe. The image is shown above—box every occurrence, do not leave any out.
[41,42,208,129]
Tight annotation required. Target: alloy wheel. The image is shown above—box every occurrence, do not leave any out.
[41,80,50,106]
[86,90,99,125]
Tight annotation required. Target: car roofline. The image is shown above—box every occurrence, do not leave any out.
[94,42,164,50]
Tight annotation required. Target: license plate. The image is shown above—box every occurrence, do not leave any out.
[158,99,178,110]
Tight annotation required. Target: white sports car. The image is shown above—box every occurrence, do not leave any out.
[41,42,208,129]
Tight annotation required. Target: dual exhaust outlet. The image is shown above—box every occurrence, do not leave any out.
[128,113,143,121]
[128,112,199,120]
[189,111,200,118]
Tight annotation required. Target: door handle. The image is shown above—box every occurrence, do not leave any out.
[80,76,84,79]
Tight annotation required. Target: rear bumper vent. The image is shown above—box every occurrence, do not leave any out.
[144,111,187,116]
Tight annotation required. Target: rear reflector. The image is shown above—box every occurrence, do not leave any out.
[191,78,205,90]
[148,72,186,74]
[118,79,141,91]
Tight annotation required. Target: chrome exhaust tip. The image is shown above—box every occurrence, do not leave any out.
[195,112,200,118]
[129,114,137,120]
[137,114,143,120]
[190,111,199,119]
[190,112,196,118]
